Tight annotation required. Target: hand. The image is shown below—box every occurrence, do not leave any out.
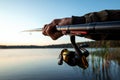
[42,17,72,40]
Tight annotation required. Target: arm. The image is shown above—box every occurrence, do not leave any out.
[72,10,120,24]
[42,10,120,40]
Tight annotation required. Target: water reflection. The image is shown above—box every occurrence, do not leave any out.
[0,48,119,80]
[89,55,112,80]
[58,48,120,80]
[90,49,120,80]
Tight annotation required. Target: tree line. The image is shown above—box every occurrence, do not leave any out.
[0,40,120,49]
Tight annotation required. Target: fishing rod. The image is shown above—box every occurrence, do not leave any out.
[23,21,120,69]
[23,21,120,35]
[23,21,120,40]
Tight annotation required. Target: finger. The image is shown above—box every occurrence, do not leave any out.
[42,24,48,35]
[49,31,63,40]
[46,24,55,36]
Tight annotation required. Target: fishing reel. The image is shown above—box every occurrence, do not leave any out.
[58,36,89,69]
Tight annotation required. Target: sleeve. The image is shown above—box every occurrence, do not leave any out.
[72,10,120,24]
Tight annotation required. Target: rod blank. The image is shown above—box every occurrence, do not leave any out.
[22,28,43,32]
[56,21,120,33]
[23,21,120,34]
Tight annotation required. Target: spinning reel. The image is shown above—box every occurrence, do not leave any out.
[58,36,89,69]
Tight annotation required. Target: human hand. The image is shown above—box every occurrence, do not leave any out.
[42,17,72,40]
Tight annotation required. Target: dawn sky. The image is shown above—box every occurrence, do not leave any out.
[0,0,120,45]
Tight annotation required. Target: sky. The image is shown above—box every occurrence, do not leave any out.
[0,0,119,45]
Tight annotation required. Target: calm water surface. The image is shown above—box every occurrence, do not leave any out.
[0,48,120,80]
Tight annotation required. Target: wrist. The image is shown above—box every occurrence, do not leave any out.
[72,16,86,24]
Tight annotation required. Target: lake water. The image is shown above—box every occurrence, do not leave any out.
[0,48,120,80]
